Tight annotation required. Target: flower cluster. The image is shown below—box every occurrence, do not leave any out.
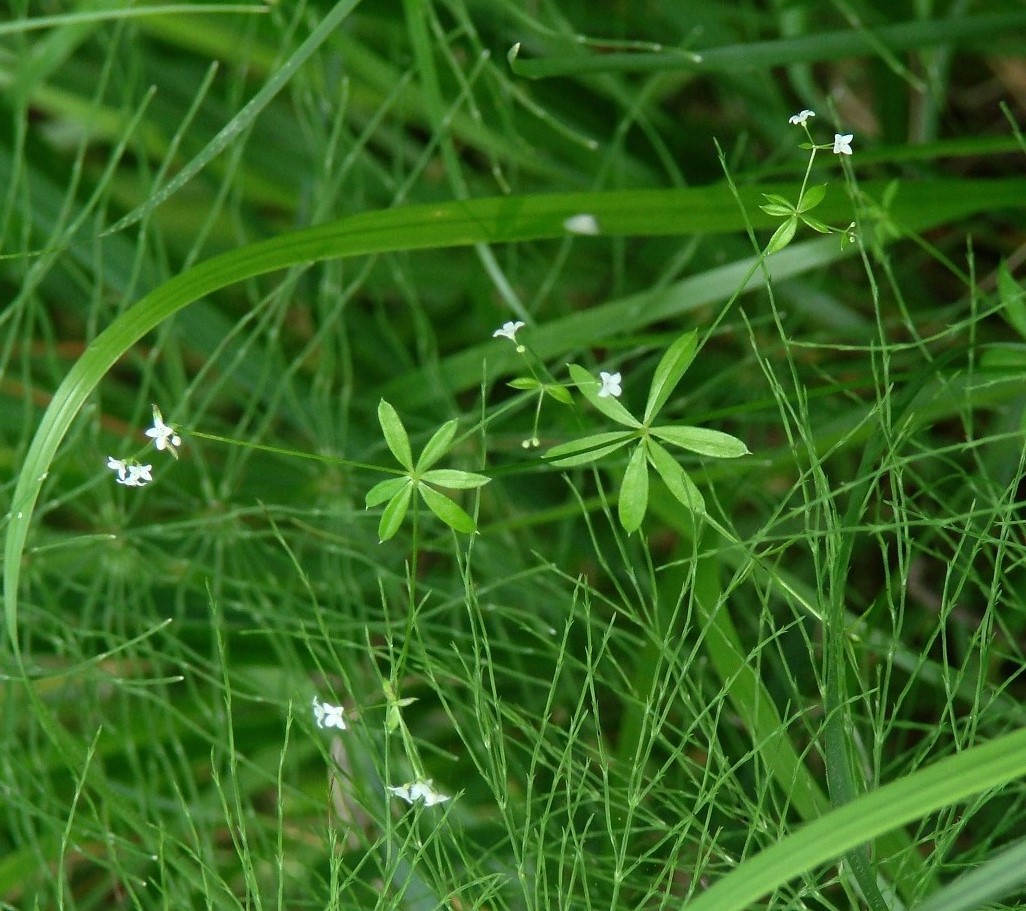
[107,404,182,489]
[107,457,152,487]
[787,108,854,156]
[145,406,182,458]
[311,693,451,808]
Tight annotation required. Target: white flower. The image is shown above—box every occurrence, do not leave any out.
[492,321,526,343]
[597,371,622,398]
[145,404,182,458]
[788,109,815,125]
[832,133,854,156]
[108,457,152,487]
[387,779,449,806]
[125,463,153,487]
[312,695,347,730]
[563,213,600,235]
[107,456,129,482]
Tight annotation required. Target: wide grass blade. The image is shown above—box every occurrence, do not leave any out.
[683,727,1026,911]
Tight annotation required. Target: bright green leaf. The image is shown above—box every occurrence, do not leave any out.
[652,425,750,458]
[378,400,413,469]
[416,418,458,471]
[365,476,410,508]
[760,203,794,217]
[544,430,634,467]
[418,483,477,534]
[507,376,540,391]
[643,330,698,424]
[647,440,706,515]
[567,363,640,427]
[761,193,793,207]
[765,216,798,254]
[801,215,832,234]
[618,443,649,533]
[998,261,1026,340]
[544,383,574,405]
[798,183,827,212]
[420,469,491,489]
[378,484,414,542]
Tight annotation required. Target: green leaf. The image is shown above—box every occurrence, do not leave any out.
[418,483,477,534]
[998,261,1026,340]
[682,726,1026,911]
[544,383,574,405]
[800,215,832,234]
[378,484,414,542]
[760,203,794,217]
[507,376,541,390]
[416,418,458,471]
[420,469,491,489]
[647,440,706,515]
[643,330,698,424]
[544,431,634,467]
[618,443,649,533]
[797,183,827,212]
[761,193,793,208]
[378,400,413,469]
[765,216,798,254]
[567,363,640,427]
[365,476,411,508]
[652,425,750,458]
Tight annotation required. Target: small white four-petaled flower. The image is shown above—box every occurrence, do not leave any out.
[312,695,347,730]
[493,321,526,343]
[107,456,153,487]
[832,133,854,156]
[145,404,182,458]
[597,371,622,398]
[788,109,815,125]
[387,779,450,806]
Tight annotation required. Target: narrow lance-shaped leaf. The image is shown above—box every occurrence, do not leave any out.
[643,330,698,424]
[545,430,634,467]
[378,400,413,469]
[647,439,706,515]
[420,469,490,489]
[416,418,458,471]
[797,183,827,212]
[765,217,798,255]
[652,425,750,458]
[544,383,574,404]
[366,476,411,508]
[618,443,649,533]
[418,483,477,535]
[508,377,541,391]
[378,484,414,543]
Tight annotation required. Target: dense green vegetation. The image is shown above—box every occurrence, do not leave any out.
[3,2,1026,909]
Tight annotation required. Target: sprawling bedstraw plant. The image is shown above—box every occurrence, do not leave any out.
[4,3,1026,911]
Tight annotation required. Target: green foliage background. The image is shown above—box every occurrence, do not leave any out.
[2,2,1026,910]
